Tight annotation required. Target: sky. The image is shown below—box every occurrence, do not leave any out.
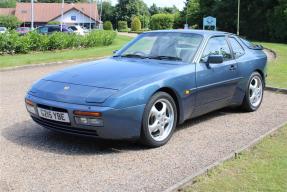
[109,0,185,11]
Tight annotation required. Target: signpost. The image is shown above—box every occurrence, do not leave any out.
[203,16,216,31]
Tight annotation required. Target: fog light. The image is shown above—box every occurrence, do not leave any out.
[25,99,36,114]
[75,117,104,127]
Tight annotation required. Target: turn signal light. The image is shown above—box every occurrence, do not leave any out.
[25,99,34,106]
[25,99,36,114]
[73,111,102,117]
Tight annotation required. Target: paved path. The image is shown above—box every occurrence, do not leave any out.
[118,32,138,38]
[0,63,287,192]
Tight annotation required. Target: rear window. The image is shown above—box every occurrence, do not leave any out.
[239,38,263,50]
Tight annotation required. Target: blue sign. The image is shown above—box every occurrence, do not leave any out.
[203,16,216,30]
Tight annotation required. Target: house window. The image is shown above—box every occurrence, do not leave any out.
[71,16,77,21]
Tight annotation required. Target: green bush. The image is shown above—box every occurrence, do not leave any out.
[118,21,128,32]
[131,16,141,31]
[0,15,20,29]
[150,14,175,30]
[103,21,113,30]
[138,15,150,29]
[47,21,61,25]
[0,30,117,55]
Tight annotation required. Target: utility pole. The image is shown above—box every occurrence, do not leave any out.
[100,0,103,22]
[60,0,64,31]
[237,0,240,35]
[31,0,34,29]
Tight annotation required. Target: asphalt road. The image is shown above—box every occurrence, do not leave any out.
[1,63,287,192]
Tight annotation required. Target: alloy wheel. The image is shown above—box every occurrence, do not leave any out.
[148,98,175,142]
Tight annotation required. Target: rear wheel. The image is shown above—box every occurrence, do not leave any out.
[241,72,264,112]
[140,92,177,148]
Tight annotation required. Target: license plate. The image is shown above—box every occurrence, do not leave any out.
[37,107,70,123]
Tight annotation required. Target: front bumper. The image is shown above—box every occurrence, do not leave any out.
[26,94,145,140]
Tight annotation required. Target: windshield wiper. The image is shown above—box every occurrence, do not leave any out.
[120,54,147,59]
[149,55,182,61]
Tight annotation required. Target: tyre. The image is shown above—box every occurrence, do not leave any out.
[140,92,178,148]
[241,72,264,112]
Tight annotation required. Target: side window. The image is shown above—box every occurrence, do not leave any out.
[201,36,232,62]
[229,37,245,58]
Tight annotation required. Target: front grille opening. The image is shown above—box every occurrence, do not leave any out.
[37,104,68,113]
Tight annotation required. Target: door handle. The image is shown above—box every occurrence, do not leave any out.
[229,65,237,71]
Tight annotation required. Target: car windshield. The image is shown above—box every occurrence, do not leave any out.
[0,27,5,31]
[118,32,203,63]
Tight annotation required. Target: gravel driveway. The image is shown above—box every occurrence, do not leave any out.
[0,63,286,192]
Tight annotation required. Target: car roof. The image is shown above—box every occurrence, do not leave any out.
[144,29,232,37]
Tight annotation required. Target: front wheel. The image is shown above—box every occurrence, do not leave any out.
[241,72,264,112]
[140,92,177,148]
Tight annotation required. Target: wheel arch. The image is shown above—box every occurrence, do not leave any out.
[254,69,265,87]
[155,87,182,124]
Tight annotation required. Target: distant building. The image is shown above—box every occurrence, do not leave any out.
[0,3,100,28]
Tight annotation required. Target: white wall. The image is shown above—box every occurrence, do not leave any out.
[53,9,95,24]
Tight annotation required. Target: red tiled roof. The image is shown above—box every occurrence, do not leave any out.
[0,8,16,16]
[15,3,99,22]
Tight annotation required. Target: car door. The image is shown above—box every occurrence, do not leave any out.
[195,35,239,108]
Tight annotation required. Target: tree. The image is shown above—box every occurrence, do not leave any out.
[149,3,160,15]
[162,6,179,14]
[99,0,115,22]
[182,0,200,28]
[0,15,20,29]
[0,0,16,8]
[115,0,149,24]
[149,4,179,15]
[267,0,287,42]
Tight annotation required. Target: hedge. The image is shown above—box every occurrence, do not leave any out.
[150,14,174,30]
[0,30,117,54]
[118,21,129,32]
[103,21,113,30]
[131,16,141,32]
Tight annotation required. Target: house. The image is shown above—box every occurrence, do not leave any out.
[0,3,101,29]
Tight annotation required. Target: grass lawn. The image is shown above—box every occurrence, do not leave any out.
[260,42,287,88]
[0,35,132,69]
[183,124,287,192]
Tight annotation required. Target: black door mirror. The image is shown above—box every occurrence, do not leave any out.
[113,50,118,54]
[207,55,224,64]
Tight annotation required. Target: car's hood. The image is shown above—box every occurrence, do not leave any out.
[30,58,178,105]
[43,58,176,90]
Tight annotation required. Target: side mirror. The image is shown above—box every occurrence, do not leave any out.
[113,50,118,54]
[207,55,224,64]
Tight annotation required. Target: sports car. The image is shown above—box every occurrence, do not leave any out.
[25,30,267,147]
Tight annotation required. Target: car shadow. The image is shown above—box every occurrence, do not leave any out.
[176,107,245,130]
[1,107,243,155]
[2,120,143,155]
